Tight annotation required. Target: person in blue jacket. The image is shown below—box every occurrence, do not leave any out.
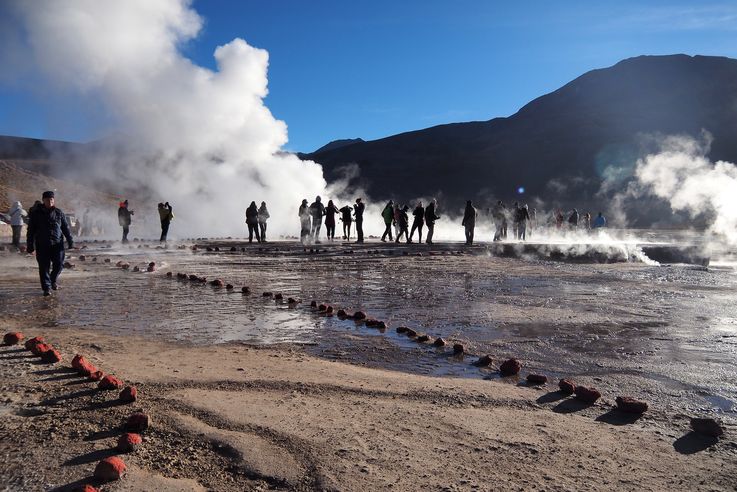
[592,212,607,229]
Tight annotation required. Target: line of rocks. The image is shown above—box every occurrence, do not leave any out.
[3,331,153,490]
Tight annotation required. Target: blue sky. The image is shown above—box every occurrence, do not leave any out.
[2,0,737,152]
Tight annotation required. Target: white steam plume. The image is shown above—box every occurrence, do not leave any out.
[3,0,332,238]
[633,134,737,247]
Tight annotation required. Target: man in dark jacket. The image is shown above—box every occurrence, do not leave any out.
[409,202,424,243]
[118,200,134,243]
[424,198,440,244]
[26,191,74,296]
[354,198,365,243]
[246,201,260,243]
[462,200,477,245]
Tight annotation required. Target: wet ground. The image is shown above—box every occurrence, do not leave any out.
[1,235,736,422]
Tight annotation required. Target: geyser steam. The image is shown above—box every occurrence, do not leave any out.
[633,134,737,248]
[2,0,329,237]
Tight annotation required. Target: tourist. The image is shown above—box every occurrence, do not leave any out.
[339,204,353,240]
[117,200,134,243]
[26,191,74,296]
[158,201,173,242]
[310,196,325,242]
[8,201,26,248]
[354,198,365,243]
[325,199,338,240]
[381,200,394,242]
[395,205,410,243]
[409,201,424,243]
[424,198,440,244]
[258,201,270,242]
[246,201,260,243]
[592,212,607,229]
[299,199,311,244]
[518,204,531,240]
[462,200,477,245]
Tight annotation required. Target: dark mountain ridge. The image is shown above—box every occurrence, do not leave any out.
[301,54,737,222]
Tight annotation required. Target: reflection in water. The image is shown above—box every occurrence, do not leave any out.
[2,238,736,416]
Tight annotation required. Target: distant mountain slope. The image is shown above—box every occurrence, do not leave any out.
[302,55,737,218]
[311,138,364,154]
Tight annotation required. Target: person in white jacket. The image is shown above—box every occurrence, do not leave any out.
[9,201,26,248]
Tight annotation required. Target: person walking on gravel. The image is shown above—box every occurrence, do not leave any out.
[26,191,74,296]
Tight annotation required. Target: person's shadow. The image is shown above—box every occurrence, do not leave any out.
[673,431,718,454]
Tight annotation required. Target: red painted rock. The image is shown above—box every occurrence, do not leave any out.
[288,297,300,304]
[125,412,151,432]
[499,358,522,376]
[121,263,130,270]
[274,293,283,300]
[310,300,317,308]
[263,292,273,297]
[146,264,156,272]
[226,284,234,290]
[119,386,138,403]
[353,311,367,320]
[198,277,207,283]
[475,355,493,367]
[98,375,124,390]
[405,329,418,337]
[115,260,123,267]
[559,379,576,394]
[79,255,86,261]
[63,261,75,269]
[189,274,199,281]
[89,370,104,381]
[210,279,224,287]
[336,309,347,317]
[615,396,648,414]
[41,349,62,364]
[318,304,328,312]
[690,417,724,438]
[104,258,111,263]
[25,336,45,353]
[132,266,140,272]
[526,374,548,384]
[574,386,601,404]
[33,343,53,357]
[71,354,87,371]
[94,456,126,482]
[453,343,465,354]
[116,432,143,452]
[241,286,251,294]
[166,271,173,277]
[326,305,334,314]
[230,246,236,252]
[72,485,100,492]
[415,334,430,343]
[433,337,446,347]
[396,327,408,334]
[3,332,23,345]
[364,318,378,327]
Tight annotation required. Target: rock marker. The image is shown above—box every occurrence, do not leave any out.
[559,379,576,394]
[499,358,522,376]
[574,386,601,403]
[94,456,126,482]
[615,396,648,414]
[3,332,24,346]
